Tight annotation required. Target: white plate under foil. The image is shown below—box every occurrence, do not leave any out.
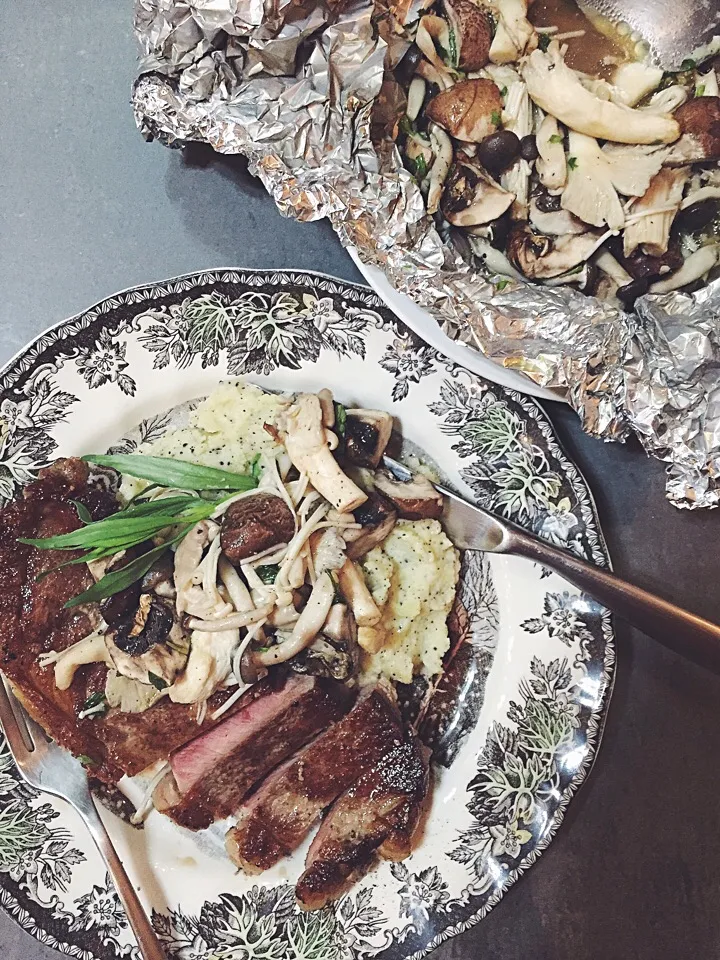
[348,248,562,403]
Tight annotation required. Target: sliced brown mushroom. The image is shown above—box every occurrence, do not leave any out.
[442,0,493,71]
[372,470,444,520]
[345,492,398,559]
[343,409,394,468]
[507,223,608,280]
[105,594,189,687]
[665,97,720,164]
[442,158,515,227]
[220,493,295,565]
[426,78,503,143]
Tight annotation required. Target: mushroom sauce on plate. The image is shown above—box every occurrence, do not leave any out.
[392,0,720,307]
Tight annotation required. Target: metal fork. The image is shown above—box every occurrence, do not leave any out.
[0,675,166,960]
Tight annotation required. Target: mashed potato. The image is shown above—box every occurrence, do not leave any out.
[147,381,286,471]
[360,519,460,684]
[120,382,286,499]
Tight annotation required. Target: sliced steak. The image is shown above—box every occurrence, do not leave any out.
[155,673,353,830]
[0,459,245,782]
[226,684,405,872]
[295,735,430,910]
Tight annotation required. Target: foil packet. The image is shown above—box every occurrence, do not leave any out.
[132,0,720,508]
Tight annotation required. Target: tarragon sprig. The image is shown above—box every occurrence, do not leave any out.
[18,454,258,608]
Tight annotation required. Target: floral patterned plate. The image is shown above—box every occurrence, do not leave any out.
[0,270,614,960]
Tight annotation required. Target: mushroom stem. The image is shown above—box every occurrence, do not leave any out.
[649,245,719,294]
[427,123,453,214]
[407,77,427,122]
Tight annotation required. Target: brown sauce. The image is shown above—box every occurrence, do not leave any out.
[530,0,638,78]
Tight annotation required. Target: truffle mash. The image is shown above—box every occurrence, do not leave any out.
[361,520,460,684]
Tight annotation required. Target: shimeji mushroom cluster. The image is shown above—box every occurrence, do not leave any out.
[394,0,720,306]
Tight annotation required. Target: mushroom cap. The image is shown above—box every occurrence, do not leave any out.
[674,96,720,160]
[426,78,503,143]
[444,0,493,71]
[442,158,515,227]
[507,222,606,279]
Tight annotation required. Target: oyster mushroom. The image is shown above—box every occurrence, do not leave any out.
[441,157,515,227]
[278,394,367,513]
[507,223,608,279]
[623,166,690,257]
[406,77,426,122]
[665,97,720,164]
[641,85,689,116]
[529,196,586,235]
[611,62,663,107]
[417,59,454,91]
[649,245,719,294]
[426,78,503,143]
[336,560,383,626]
[345,492,397,559]
[442,0,492,71]
[535,115,567,191]
[560,134,667,231]
[521,42,680,144]
[416,15,455,74]
[486,0,536,64]
[106,594,189,688]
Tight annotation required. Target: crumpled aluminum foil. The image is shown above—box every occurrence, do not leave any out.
[132,0,720,508]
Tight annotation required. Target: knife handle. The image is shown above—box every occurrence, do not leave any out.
[507,526,720,672]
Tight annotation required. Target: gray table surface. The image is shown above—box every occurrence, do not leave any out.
[3,3,720,959]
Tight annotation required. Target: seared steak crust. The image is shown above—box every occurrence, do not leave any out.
[226,685,405,871]
[295,734,430,910]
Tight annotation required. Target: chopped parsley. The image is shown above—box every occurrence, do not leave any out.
[495,279,511,291]
[147,672,168,691]
[679,58,697,71]
[399,115,415,137]
[78,691,108,720]
[256,564,280,584]
[538,33,551,52]
[696,85,706,97]
[500,85,508,98]
[567,156,578,170]
[78,755,96,767]
[549,133,564,144]
[491,110,502,127]
[413,154,429,180]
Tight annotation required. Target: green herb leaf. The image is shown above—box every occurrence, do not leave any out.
[330,572,345,604]
[249,454,263,483]
[538,33,551,52]
[256,564,280,585]
[147,672,168,691]
[495,279,511,291]
[64,540,179,609]
[680,58,696,71]
[491,110,502,127]
[71,500,93,525]
[447,28,459,69]
[81,454,258,493]
[696,84,706,97]
[399,115,415,137]
[414,154,429,181]
[334,402,347,437]
[500,85,508,97]
[549,133,564,144]
[568,156,578,170]
[80,691,106,712]
[78,755,96,767]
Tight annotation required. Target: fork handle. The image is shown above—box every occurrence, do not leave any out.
[80,797,166,960]
[507,526,720,673]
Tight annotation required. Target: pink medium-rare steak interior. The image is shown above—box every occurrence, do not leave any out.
[171,673,317,794]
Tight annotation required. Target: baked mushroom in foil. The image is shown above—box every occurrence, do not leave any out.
[393,0,720,307]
